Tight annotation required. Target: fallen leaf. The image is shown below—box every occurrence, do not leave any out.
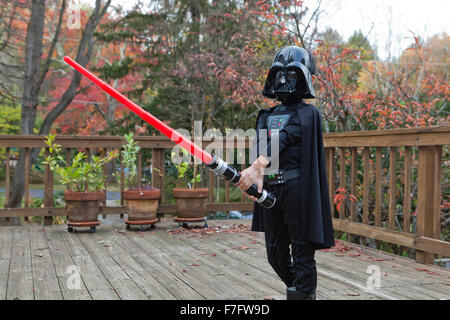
[182,269,188,273]
[416,267,438,275]
[211,253,217,257]
[169,262,176,266]
[240,246,250,250]
[347,292,360,296]
[190,263,202,266]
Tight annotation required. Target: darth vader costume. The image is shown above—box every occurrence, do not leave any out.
[250,46,335,300]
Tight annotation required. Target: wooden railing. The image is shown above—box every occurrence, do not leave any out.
[1,126,449,263]
[0,135,254,222]
[323,126,450,263]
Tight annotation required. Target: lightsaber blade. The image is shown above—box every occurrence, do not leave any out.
[63,56,275,209]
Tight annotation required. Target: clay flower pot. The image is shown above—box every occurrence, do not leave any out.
[172,188,209,219]
[64,191,103,223]
[124,188,161,221]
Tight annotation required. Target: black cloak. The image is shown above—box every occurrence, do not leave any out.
[251,101,335,250]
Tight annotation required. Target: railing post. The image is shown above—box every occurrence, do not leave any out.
[137,149,142,186]
[362,147,371,225]
[325,147,335,217]
[43,148,54,226]
[403,146,412,233]
[102,148,108,219]
[338,148,346,219]
[388,147,397,229]
[416,145,442,264]
[120,149,125,218]
[151,148,165,212]
[4,148,11,223]
[24,148,30,222]
[375,147,382,227]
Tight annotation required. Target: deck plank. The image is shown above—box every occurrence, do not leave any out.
[0,219,449,300]
[29,225,63,300]
[76,230,149,300]
[205,228,383,300]
[60,228,120,300]
[0,227,13,299]
[315,242,450,300]
[126,230,223,299]
[43,225,92,300]
[116,230,205,299]
[150,230,258,299]
[164,231,284,299]
[6,226,33,300]
[98,228,177,299]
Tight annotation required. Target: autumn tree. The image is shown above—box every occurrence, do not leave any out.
[2,0,112,212]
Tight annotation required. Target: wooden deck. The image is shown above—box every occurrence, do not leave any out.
[0,218,449,300]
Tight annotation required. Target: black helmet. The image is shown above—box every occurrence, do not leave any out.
[262,46,316,102]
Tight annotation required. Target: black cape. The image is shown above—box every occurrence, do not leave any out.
[251,102,335,250]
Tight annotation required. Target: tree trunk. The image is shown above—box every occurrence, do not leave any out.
[8,0,45,223]
[8,0,111,214]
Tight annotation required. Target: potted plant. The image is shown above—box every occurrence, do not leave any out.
[121,133,160,229]
[43,134,118,232]
[170,148,208,224]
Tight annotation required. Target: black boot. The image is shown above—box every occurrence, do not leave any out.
[286,287,316,300]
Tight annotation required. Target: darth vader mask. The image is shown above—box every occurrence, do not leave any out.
[263,46,316,103]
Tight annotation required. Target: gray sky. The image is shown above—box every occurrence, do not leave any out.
[304,0,449,59]
[109,0,449,60]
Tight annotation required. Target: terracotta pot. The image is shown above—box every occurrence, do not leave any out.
[172,188,208,219]
[124,189,161,221]
[64,191,103,223]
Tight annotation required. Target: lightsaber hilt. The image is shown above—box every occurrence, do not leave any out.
[205,155,276,209]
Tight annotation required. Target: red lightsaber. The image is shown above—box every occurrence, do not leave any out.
[63,56,276,209]
[63,56,211,164]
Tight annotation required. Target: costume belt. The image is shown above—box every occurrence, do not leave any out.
[264,168,301,186]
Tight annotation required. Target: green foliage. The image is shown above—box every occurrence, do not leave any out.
[0,103,21,135]
[120,132,141,188]
[0,103,21,167]
[43,134,118,192]
[93,56,134,80]
[170,148,201,189]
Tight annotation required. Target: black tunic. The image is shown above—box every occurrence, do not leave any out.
[257,104,302,171]
[251,101,335,250]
